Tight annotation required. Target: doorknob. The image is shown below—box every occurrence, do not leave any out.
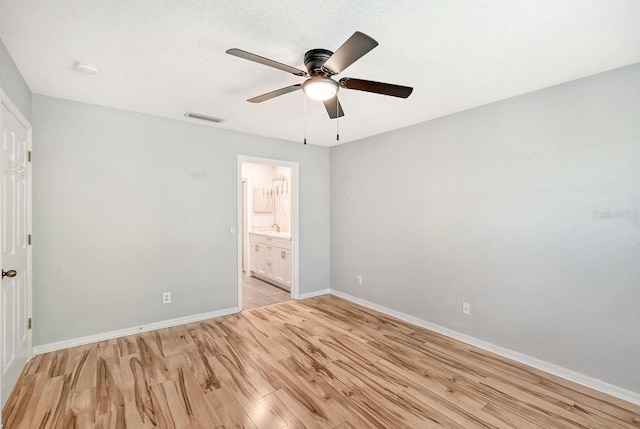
[2,269,17,278]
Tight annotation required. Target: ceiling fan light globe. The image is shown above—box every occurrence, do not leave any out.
[302,77,338,101]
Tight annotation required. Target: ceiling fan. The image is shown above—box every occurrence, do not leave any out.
[226,31,413,120]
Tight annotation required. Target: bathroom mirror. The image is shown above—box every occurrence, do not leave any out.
[253,188,273,213]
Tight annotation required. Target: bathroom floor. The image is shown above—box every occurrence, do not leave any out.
[242,275,291,310]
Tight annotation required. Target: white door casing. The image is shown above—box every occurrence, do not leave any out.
[0,89,32,410]
[242,179,249,274]
[237,156,299,310]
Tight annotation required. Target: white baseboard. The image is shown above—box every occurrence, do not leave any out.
[32,306,239,355]
[297,289,331,300]
[330,290,640,406]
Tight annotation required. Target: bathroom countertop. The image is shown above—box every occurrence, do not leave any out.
[249,231,292,240]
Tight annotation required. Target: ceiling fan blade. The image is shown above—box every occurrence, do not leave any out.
[323,96,345,119]
[322,32,378,74]
[340,78,413,98]
[248,85,302,103]
[226,48,308,77]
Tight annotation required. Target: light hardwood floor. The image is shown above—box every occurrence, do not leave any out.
[3,295,640,428]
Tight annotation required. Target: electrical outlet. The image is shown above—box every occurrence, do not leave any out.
[356,275,363,285]
[163,292,171,304]
[462,302,471,315]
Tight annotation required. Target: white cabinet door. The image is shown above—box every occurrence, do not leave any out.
[263,245,274,278]
[248,234,291,291]
[250,242,259,273]
[258,244,274,278]
[273,248,292,288]
[273,249,286,284]
[282,248,292,288]
[257,244,267,276]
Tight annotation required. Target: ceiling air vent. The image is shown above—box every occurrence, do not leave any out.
[184,112,224,123]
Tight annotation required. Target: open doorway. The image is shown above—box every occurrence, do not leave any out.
[238,157,299,311]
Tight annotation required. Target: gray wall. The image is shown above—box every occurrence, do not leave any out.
[331,63,640,392]
[0,37,31,120]
[32,95,330,346]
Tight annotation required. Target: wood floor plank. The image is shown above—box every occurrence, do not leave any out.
[119,354,160,429]
[28,374,67,429]
[225,380,287,429]
[206,385,257,429]
[64,388,97,428]
[3,296,639,428]
[96,356,124,412]
[1,372,47,429]
[95,409,127,429]
[264,389,328,429]
[162,353,224,429]
[481,376,630,429]
[149,381,192,429]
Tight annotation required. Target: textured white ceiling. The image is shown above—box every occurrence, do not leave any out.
[1,0,639,146]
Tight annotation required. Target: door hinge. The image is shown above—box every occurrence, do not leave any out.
[28,318,32,330]
[28,234,32,245]
[28,151,32,162]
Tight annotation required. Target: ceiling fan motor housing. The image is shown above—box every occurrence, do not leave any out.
[304,49,334,75]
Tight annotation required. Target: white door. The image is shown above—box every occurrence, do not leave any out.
[0,93,31,409]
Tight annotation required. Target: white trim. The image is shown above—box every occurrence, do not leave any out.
[297,289,331,300]
[330,290,640,406]
[33,307,238,355]
[237,156,300,312]
[26,105,33,363]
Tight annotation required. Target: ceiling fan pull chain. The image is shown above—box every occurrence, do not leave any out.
[303,93,307,145]
[336,96,340,141]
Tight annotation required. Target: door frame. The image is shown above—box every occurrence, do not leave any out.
[237,156,299,310]
[241,178,248,274]
[0,87,33,407]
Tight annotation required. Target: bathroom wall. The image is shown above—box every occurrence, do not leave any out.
[243,162,276,231]
[274,166,292,233]
[242,162,292,234]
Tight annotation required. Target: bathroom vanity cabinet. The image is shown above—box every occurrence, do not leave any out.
[249,232,292,292]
